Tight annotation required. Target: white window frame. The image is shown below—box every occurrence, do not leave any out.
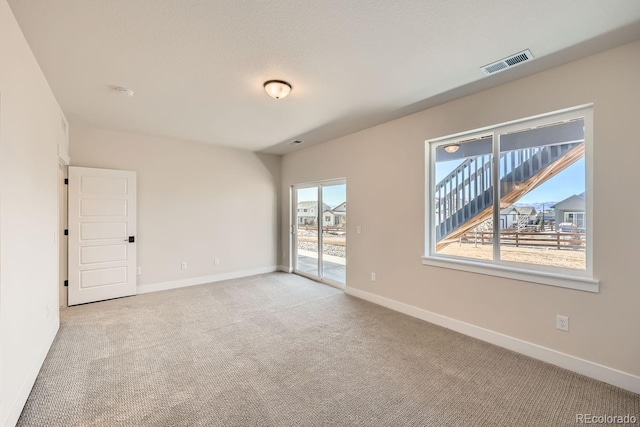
[423,105,598,292]
[564,212,586,229]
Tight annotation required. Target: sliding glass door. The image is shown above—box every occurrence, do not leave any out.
[293,180,346,286]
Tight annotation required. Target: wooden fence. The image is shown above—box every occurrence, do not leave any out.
[298,225,346,233]
[461,230,585,250]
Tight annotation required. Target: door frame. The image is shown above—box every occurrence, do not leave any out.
[291,178,346,289]
[58,161,68,307]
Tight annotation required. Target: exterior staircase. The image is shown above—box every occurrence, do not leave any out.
[435,141,584,250]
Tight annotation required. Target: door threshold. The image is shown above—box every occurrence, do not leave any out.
[292,271,345,290]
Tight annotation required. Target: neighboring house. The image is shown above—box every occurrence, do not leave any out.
[551,193,586,232]
[323,210,336,226]
[531,209,555,229]
[333,202,346,212]
[330,202,346,226]
[297,201,331,225]
[298,201,346,226]
[499,205,537,229]
[322,201,347,227]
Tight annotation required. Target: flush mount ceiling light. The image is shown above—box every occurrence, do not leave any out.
[111,86,135,97]
[263,80,292,99]
[444,144,460,153]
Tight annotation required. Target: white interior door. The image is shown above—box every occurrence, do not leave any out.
[68,167,137,305]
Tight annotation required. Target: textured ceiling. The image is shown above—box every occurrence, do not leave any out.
[8,0,640,154]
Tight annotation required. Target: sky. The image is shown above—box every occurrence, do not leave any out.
[296,184,346,209]
[518,159,584,203]
[435,157,585,205]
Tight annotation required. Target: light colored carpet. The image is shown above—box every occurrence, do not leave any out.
[18,273,639,426]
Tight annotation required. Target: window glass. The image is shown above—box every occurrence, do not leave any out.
[498,119,586,270]
[435,136,493,261]
[427,107,590,279]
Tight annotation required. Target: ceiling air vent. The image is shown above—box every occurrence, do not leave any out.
[481,49,533,75]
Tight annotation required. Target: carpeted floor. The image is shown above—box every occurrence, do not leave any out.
[18,273,639,426]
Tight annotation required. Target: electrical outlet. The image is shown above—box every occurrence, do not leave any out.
[556,315,569,332]
[181,262,187,270]
[371,272,376,282]
[214,258,220,266]
[136,267,142,275]
[356,226,362,234]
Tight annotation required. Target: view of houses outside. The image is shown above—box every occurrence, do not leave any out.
[296,204,346,260]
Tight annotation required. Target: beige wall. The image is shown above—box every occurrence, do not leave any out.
[281,40,640,376]
[70,126,281,287]
[0,1,68,425]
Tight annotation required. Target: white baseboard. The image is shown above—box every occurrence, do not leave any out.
[4,318,59,427]
[278,265,292,273]
[344,286,640,395]
[137,266,279,295]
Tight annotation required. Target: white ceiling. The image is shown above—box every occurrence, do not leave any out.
[8,0,640,154]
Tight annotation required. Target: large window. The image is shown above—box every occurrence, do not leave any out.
[424,106,596,291]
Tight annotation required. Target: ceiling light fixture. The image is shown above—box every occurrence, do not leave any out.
[264,80,292,99]
[112,86,135,97]
[444,144,460,153]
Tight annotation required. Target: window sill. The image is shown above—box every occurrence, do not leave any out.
[421,256,599,293]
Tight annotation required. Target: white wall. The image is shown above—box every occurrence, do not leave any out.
[70,126,281,290]
[281,41,640,385]
[0,1,68,426]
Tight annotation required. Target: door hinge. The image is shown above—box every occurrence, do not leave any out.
[64,178,68,185]
[64,280,68,287]
[64,229,68,236]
